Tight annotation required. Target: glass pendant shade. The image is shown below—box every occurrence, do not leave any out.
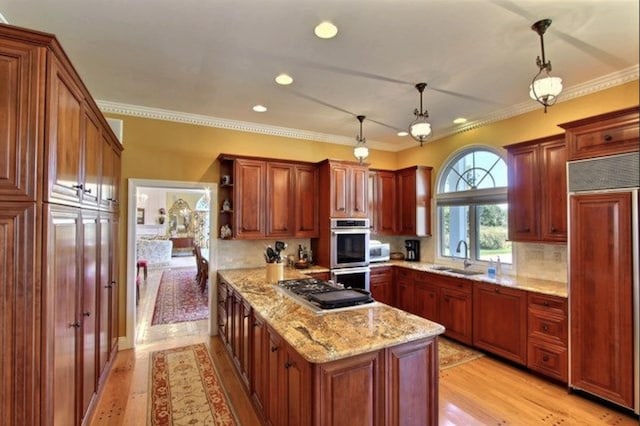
[409,117,432,145]
[529,74,563,104]
[354,144,369,162]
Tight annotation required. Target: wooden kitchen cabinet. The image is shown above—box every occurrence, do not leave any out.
[395,268,415,314]
[435,278,473,345]
[396,166,432,236]
[266,162,295,237]
[0,25,122,425]
[235,158,267,239]
[370,266,394,305]
[473,282,528,365]
[369,170,397,235]
[560,106,639,160]
[506,134,567,242]
[319,159,369,218]
[412,273,438,322]
[218,155,318,239]
[527,293,568,382]
[251,312,268,416]
[294,164,319,237]
[569,192,634,409]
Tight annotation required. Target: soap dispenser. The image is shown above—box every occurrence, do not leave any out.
[487,258,496,279]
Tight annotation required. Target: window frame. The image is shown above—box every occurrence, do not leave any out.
[435,145,510,266]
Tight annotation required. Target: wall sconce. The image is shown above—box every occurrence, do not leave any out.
[353,115,369,163]
[408,82,432,146]
[529,19,563,113]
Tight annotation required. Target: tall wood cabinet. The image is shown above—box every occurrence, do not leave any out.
[318,159,369,219]
[0,24,122,425]
[569,192,634,409]
[505,134,567,242]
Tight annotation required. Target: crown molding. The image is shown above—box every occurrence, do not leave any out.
[446,65,639,137]
[97,65,638,153]
[96,100,397,152]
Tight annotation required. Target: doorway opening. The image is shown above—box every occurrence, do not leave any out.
[122,179,217,349]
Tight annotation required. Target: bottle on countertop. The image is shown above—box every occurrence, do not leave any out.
[298,244,304,260]
[487,258,496,279]
[496,256,502,277]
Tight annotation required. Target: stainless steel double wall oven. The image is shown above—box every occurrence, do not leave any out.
[329,218,370,291]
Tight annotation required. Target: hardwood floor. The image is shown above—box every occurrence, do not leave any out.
[91,270,638,425]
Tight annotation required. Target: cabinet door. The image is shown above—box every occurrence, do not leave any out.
[0,39,44,202]
[351,165,369,218]
[414,281,438,322]
[294,165,319,237]
[266,327,284,426]
[507,145,539,241]
[81,211,99,416]
[376,171,397,234]
[99,136,114,210]
[251,313,267,414]
[570,192,633,408]
[540,139,567,241]
[240,300,252,389]
[386,338,438,426]
[0,203,39,426]
[284,346,312,426]
[46,54,84,206]
[217,281,229,344]
[44,205,81,426]
[80,108,101,208]
[370,266,394,306]
[396,169,416,235]
[330,163,349,217]
[234,159,265,238]
[439,287,473,345]
[98,215,111,375]
[473,283,527,365]
[266,162,294,237]
[315,350,384,426]
[107,216,119,354]
[368,171,377,232]
[397,281,415,314]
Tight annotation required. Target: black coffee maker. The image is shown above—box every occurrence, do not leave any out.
[405,239,420,261]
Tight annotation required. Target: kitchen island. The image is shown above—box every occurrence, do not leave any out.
[217,267,445,426]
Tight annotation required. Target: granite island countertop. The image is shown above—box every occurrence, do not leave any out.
[217,267,445,364]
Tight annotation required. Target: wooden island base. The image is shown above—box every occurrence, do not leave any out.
[218,276,440,426]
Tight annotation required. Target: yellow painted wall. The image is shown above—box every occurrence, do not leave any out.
[110,80,638,336]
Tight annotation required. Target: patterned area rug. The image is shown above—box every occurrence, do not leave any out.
[439,337,484,370]
[149,343,238,425]
[151,268,208,325]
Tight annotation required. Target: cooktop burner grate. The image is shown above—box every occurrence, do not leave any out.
[277,278,375,312]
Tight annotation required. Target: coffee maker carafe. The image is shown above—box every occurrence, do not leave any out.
[405,239,420,262]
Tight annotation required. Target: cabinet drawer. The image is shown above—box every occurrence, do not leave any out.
[436,277,472,294]
[395,267,413,281]
[528,309,567,346]
[527,340,568,382]
[528,293,566,316]
[370,266,392,283]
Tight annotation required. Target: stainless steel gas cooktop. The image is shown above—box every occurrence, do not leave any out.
[277,278,375,313]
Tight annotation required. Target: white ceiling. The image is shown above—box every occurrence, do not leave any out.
[2,0,638,151]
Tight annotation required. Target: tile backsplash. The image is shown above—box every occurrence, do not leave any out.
[216,238,312,270]
[512,242,567,282]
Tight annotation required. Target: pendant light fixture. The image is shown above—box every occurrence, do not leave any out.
[353,115,369,164]
[529,19,563,113]
[408,83,432,146]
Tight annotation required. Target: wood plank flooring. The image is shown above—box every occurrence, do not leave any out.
[91,264,638,425]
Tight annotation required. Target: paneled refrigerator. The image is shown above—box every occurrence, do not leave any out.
[568,152,639,414]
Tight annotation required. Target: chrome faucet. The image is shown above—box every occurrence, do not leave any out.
[456,240,472,269]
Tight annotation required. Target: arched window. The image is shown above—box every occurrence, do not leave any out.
[436,147,511,264]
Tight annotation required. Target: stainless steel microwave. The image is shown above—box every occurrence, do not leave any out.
[369,241,390,263]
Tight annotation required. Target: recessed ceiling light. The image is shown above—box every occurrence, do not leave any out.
[252,105,267,112]
[314,21,338,39]
[397,131,409,137]
[453,117,468,124]
[275,74,293,85]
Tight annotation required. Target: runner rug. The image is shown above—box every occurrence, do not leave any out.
[151,268,208,325]
[149,343,238,425]
[439,337,484,370]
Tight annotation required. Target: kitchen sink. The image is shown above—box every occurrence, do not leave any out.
[431,266,483,276]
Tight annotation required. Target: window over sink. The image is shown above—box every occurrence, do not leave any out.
[436,147,512,264]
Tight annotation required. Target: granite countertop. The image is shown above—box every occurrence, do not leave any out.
[217,267,445,364]
[372,260,568,298]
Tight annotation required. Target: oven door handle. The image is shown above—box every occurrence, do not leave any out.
[331,229,371,236]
